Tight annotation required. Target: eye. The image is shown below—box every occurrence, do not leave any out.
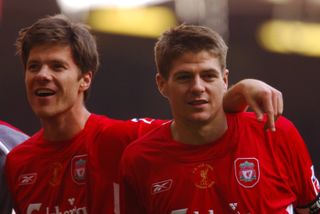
[202,71,218,81]
[26,63,40,72]
[203,73,214,79]
[51,63,66,72]
[175,73,192,82]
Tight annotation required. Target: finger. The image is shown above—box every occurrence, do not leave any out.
[264,115,275,131]
[272,91,278,119]
[248,100,264,121]
[274,93,281,123]
[276,91,283,117]
[263,94,276,131]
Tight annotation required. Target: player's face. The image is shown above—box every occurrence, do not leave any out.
[25,44,92,119]
[157,50,228,125]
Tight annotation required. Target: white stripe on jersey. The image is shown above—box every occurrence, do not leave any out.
[113,182,120,214]
[0,140,10,154]
[286,204,293,214]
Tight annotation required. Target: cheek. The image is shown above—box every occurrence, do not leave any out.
[167,88,183,105]
[65,76,79,88]
[211,83,226,99]
[24,73,29,83]
[24,76,32,90]
[218,79,227,91]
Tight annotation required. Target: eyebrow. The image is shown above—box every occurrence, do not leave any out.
[174,68,220,75]
[26,59,40,67]
[27,58,67,65]
[201,68,220,74]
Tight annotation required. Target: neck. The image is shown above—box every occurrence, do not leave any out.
[171,113,228,145]
[40,107,90,142]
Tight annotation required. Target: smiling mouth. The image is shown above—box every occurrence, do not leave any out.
[35,89,56,97]
[188,100,208,105]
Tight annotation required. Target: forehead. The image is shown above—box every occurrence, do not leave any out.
[170,50,222,73]
[27,44,73,63]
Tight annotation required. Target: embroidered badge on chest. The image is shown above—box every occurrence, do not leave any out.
[234,158,260,188]
[49,162,63,186]
[71,154,88,184]
[192,163,215,189]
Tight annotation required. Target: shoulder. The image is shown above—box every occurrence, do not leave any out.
[122,122,170,161]
[5,131,42,179]
[270,116,304,149]
[0,126,27,137]
[85,114,131,140]
[228,112,295,131]
[6,131,39,161]
[91,114,167,142]
[89,114,157,132]
[226,112,265,133]
[227,112,260,125]
[273,116,296,132]
[84,115,152,156]
[0,121,29,149]
[88,114,119,128]
[87,114,132,141]
[0,120,21,130]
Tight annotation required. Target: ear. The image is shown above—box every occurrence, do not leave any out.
[80,71,92,92]
[223,69,229,90]
[156,73,168,98]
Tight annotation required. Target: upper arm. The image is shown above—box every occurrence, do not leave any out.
[120,148,147,214]
[274,118,320,210]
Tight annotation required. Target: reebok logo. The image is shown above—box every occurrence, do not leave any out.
[151,179,172,194]
[19,173,37,185]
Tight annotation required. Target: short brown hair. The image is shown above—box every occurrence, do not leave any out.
[16,14,99,99]
[154,24,228,79]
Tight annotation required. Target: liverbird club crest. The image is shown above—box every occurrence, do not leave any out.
[234,158,260,188]
[192,163,215,189]
[71,154,88,184]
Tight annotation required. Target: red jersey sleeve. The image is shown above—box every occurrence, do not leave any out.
[119,144,147,214]
[129,118,168,139]
[271,117,320,211]
[87,116,166,213]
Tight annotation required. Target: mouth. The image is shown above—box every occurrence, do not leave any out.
[34,89,56,97]
[188,99,208,106]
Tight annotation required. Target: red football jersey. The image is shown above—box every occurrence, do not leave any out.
[5,114,164,214]
[0,120,29,214]
[120,112,320,214]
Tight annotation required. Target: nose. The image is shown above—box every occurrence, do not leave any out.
[35,65,52,82]
[190,75,205,94]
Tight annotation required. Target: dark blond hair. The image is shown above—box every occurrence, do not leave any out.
[154,24,228,79]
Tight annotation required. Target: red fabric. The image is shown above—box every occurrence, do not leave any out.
[5,114,164,213]
[120,112,319,214]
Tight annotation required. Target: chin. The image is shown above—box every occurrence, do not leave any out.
[35,112,53,119]
[33,108,57,119]
[187,115,212,124]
